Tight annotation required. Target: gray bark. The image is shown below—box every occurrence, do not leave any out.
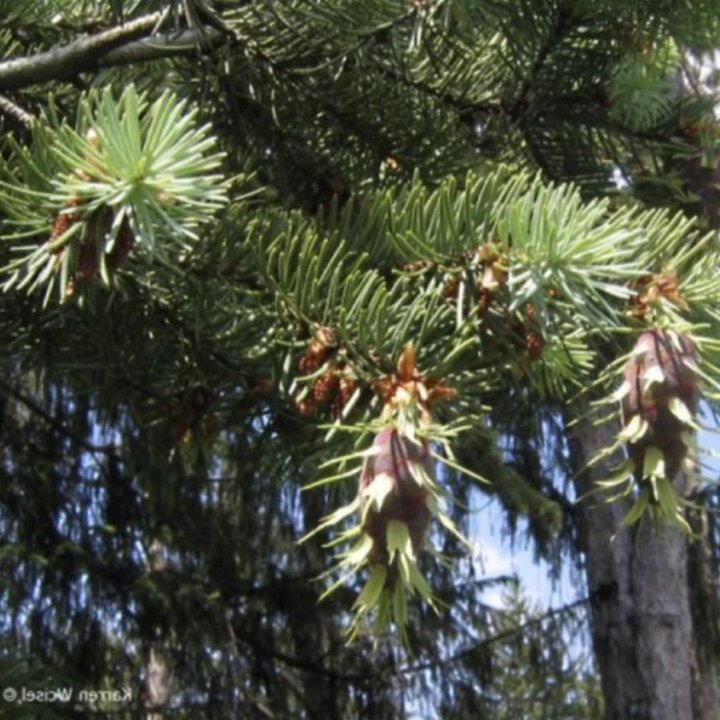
[567,402,715,720]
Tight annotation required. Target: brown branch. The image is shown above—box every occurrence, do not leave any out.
[0,12,168,91]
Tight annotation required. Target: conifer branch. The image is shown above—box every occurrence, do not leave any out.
[397,595,591,675]
[510,8,575,118]
[0,379,113,456]
[0,10,225,91]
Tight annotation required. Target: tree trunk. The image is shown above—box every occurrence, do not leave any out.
[567,403,716,720]
[145,645,170,720]
[145,539,170,720]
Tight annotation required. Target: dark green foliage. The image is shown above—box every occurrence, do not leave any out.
[1,0,720,717]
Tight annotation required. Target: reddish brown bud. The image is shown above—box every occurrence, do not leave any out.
[338,376,359,406]
[331,376,359,420]
[312,372,339,406]
[298,352,325,376]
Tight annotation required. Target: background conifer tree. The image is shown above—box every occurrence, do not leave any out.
[1,1,719,718]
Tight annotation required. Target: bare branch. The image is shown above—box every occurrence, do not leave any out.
[0,12,167,91]
[0,93,34,126]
